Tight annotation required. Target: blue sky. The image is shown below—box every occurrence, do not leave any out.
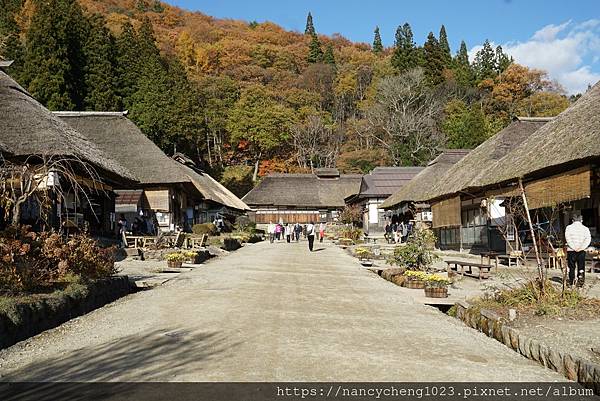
[167,0,600,94]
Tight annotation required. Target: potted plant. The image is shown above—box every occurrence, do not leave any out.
[354,247,374,266]
[165,252,186,268]
[184,251,199,264]
[402,270,429,289]
[424,274,451,298]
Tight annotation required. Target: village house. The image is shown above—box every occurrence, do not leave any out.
[425,117,553,252]
[344,167,424,234]
[0,70,135,235]
[242,168,362,227]
[443,82,600,258]
[379,150,470,226]
[55,111,248,233]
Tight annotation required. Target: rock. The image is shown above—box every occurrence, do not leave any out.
[547,348,564,374]
[518,334,530,358]
[563,354,579,381]
[501,325,511,347]
[529,339,540,362]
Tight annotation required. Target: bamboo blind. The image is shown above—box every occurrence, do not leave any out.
[431,196,461,228]
[525,166,591,209]
[144,189,170,212]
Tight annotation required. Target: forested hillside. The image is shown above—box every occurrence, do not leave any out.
[0,0,572,195]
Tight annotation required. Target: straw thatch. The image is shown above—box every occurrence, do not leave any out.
[427,117,552,201]
[379,150,470,209]
[476,81,600,188]
[0,71,134,181]
[55,112,190,185]
[348,167,424,202]
[175,161,250,211]
[242,173,362,208]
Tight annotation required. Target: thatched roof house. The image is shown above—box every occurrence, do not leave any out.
[346,167,425,203]
[0,71,133,183]
[474,81,600,189]
[54,111,189,186]
[379,150,470,210]
[243,168,362,224]
[426,117,553,201]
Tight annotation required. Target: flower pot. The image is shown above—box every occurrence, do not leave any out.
[167,260,183,269]
[404,279,426,289]
[424,286,448,298]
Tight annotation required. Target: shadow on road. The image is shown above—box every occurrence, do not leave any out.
[312,248,326,252]
[2,328,237,385]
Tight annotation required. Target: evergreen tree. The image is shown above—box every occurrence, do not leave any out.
[438,25,452,67]
[495,45,512,74]
[22,0,86,110]
[453,40,474,87]
[423,32,445,86]
[372,26,383,54]
[307,33,323,63]
[391,23,419,72]
[83,14,121,111]
[115,21,141,107]
[0,0,25,80]
[472,39,496,82]
[323,43,335,65]
[305,12,315,35]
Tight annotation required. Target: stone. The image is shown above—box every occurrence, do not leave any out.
[529,339,540,362]
[508,308,517,321]
[548,348,565,375]
[501,325,512,347]
[509,328,519,350]
[519,334,531,358]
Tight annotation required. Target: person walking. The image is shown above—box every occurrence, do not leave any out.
[285,223,292,243]
[294,222,302,241]
[319,222,326,243]
[391,221,398,243]
[401,220,409,243]
[384,222,392,243]
[565,214,591,287]
[275,223,282,241]
[306,221,316,251]
[267,221,275,243]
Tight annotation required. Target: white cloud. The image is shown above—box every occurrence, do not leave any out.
[469,19,600,94]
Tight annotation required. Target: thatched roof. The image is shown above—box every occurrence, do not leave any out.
[476,81,600,188]
[0,71,134,181]
[242,173,362,208]
[349,167,424,201]
[379,150,470,209]
[55,112,190,185]
[427,117,553,201]
[174,161,250,211]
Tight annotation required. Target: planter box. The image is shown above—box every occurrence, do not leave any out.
[424,286,448,298]
[403,279,426,289]
[167,260,183,269]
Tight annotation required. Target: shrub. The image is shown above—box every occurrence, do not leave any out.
[340,227,363,241]
[354,247,373,259]
[220,165,254,198]
[192,223,218,236]
[388,227,438,270]
[339,205,362,225]
[0,226,116,294]
[235,215,255,232]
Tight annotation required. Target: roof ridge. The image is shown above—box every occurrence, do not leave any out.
[53,111,128,117]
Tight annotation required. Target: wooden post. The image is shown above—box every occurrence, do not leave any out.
[518,178,545,287]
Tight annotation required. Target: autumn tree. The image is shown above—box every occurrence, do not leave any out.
[365,68,445,166]
[291,114,343,170]
[227,85,295,180]
[372,26,383,54]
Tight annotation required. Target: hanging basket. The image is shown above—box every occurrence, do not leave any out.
[424,286,448,298]
[403,279,426,289]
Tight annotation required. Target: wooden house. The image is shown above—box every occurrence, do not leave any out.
[0,70,135,235]
[242,168,362,226]
[345,167,424,234]
[379,150,470,225]
[426,117,553,251]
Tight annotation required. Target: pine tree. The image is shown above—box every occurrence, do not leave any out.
[83,14,121,111]
[22,0,85,110]
[0,0,25,81]
[423,32,445,86]
[372,26,383,54]
[307,33,323,63]
[453,40,474,86]
[472,39,496,82]
[305,12,315,35]
[495,45,512,74]
[391,23,419,72]
[323,43,335,65]
[438,25,452,67]
[115,21,141,107]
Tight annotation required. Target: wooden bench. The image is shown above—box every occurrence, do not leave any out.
[445,260,493,280]
[497,252,522,268]
[186,234,208,249]
[480,251,499,272]
[364,235,385,244]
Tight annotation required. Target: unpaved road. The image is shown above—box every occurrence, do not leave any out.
[0,240,564,381]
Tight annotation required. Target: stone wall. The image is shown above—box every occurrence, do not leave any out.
[455,301,600,392]
[0,277,131,350]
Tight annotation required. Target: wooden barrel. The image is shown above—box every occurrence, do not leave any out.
[404,279,426,289]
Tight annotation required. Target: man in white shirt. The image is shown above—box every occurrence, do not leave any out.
[267,221,276,243]
[565,214,591,287]
[306,221,316,251]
